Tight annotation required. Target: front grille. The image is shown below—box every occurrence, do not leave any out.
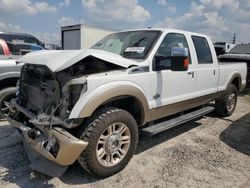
[18,64,61,114]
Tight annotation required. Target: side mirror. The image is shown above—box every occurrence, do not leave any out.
[153,54,169,71]
[153,47,189,71]
[170,47,189,71]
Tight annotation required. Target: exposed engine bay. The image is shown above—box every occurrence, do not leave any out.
[11,56,125,129]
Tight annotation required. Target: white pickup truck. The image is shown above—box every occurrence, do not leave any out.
[7,28,247,177]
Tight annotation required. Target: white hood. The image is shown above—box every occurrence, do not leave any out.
[18,49,139,72]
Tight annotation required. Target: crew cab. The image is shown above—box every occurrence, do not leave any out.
[7,28,247,177]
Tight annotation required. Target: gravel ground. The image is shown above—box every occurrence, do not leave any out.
[0,94,250,188]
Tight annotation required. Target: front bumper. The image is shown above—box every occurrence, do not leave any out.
[7,117,88,177]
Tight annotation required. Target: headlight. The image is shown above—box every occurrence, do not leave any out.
[62,78,87,109]
[69,84,85,108]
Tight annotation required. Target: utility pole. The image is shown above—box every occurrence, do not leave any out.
[231,33,236,44]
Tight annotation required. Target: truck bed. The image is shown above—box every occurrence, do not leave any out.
[218,62,247,91]
[218,54,250,87]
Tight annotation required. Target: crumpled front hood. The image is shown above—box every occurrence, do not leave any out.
[18,49,139,72]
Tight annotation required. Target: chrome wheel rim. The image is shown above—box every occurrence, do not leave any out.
[96,122,131,167]
[227,92,236,112]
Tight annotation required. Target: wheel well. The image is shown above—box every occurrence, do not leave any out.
[231,77,240,91]
[0,77,19,90]
[96,96,144,126]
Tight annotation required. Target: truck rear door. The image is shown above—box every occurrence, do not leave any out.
[191,36,219,97]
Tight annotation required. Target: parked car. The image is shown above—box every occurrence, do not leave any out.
[8,42,44,55]
[0,56,22,118]
[0,37,43,119]
[0,31,44,56]
[7,28,247,177]
[0,32,43,46]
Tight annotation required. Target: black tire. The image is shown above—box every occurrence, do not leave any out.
[0,87,16,119]
[215,84,237,117]
[77,107,138,178]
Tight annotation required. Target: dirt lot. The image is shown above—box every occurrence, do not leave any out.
[0,94,250,188]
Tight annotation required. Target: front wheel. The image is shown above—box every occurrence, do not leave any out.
[215,84,237,117]
[0,87,16,119]
[77,107,138,177]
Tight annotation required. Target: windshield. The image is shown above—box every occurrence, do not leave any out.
[91,30,161,59]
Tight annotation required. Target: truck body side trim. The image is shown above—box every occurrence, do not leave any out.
[148,92,222,122]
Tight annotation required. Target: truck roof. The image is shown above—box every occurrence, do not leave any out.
[114,28,210,39]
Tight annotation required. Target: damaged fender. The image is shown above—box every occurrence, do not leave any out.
[69,81,150,125]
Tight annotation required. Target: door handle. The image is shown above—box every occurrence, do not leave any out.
[188,71,194,78]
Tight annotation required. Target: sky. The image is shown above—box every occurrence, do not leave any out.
[0,0,249,45]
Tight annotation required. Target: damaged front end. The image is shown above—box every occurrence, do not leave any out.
[6,47,132,176]
[8,55,126,176]
[8,117,87,176]
[7,63,90,176]
[7,52,128,176]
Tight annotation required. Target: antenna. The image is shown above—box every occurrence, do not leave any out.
[230,33,236,44]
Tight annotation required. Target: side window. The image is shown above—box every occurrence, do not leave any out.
[154,33,191,69]
[192,36,213,64]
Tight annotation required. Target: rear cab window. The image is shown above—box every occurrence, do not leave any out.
[191,36,213,64]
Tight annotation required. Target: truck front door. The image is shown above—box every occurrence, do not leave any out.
[150,32,196,119]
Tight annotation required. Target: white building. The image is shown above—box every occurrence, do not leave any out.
[61,24,117,50]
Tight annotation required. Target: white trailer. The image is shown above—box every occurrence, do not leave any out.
[61,24,116,50]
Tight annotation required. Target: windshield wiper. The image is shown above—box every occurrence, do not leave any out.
[129,36,147,47]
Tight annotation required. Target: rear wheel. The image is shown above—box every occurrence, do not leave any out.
[215,84,237,117]
[0,87,16,119]
[77,107,138,177]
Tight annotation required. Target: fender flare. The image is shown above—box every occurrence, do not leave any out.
[218,73,242,100]
[226,73,242,91]
[70,84,150,125]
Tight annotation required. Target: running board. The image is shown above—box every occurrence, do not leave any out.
[142,106,214,136]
